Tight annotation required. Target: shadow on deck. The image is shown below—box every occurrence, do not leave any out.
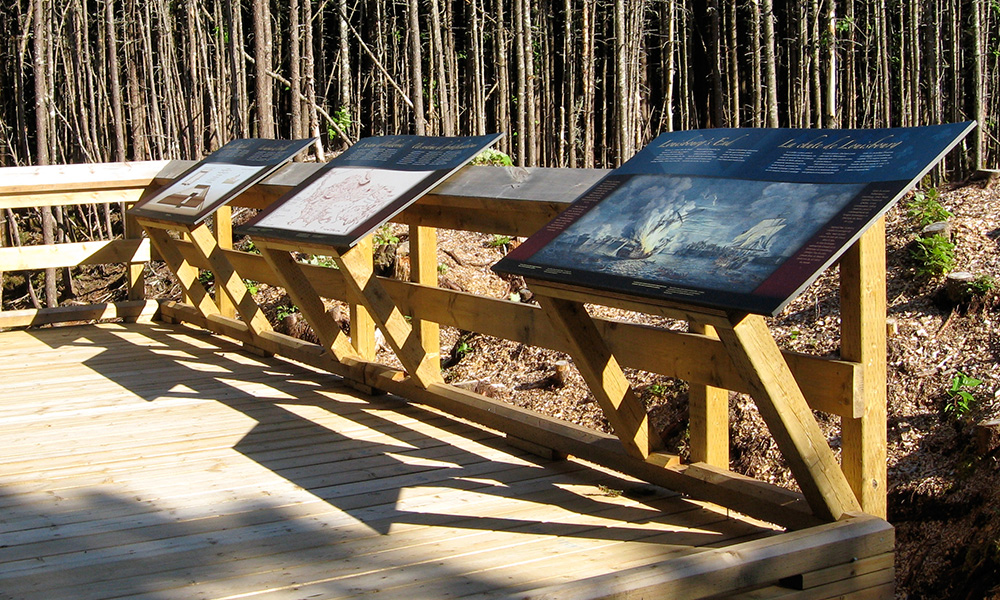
[0,322,892,600]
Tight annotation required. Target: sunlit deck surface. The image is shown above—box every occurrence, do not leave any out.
[0,322,788,599]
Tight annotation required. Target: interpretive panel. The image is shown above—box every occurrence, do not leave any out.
[238,134,502,248]
[128,138,315,225]
[493,123,975,315]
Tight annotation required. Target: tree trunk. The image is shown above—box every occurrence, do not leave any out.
[253,0,275,137]
[290,0,303,140]
[971,0,984,169]
[762,0,779,126]
[407,0,425,135]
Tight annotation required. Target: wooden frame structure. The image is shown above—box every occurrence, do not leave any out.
[0,160,893,598]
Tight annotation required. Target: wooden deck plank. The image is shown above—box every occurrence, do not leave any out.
[0,323,889,600]
[0,481,705,599]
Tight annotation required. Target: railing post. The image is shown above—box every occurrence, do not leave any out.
[839,218,888,518]
[409,224,440,370]
[213,205,236,319]
[349,234,377,360]
[688,321,729,468]
[123,204,146,304]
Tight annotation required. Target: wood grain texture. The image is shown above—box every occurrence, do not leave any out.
[336,244,444,388]
[719,313,862,521]
[0,239,149,270]
[160,240,862,415]
[839,220,888,518]
[0,321,873,600]
[142,223,220,319]
[408,225,440,369]
[687,321,729,468]
[256,242,361,364]
[535,294,660,459]
[347,235,378,361]
[186,223,272,337]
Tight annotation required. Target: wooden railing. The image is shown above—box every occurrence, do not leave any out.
[0,160,888,527]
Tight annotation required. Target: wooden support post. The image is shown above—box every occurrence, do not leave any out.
[688,321,729,468]
[534,294,661,459]
[348,235,378,360]
[716,312,861,521]
[177,229,197,307]
[335,243,443,389]
[123,208,145,304]
[840,219,888,518]
[185,223,273,337]
[256,242,361,363]
[142,224,220,319]
[213,205,236,319]
[409,225,440,370]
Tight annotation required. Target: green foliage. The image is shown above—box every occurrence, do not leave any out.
[437,262,448,274]
[968,274,997,296]
[303,254,336,268]
[945,371,982,419]
[243,239,260,254]
[487,234,513,248]
[244,279,259,295]
[910,234,955,277]
[373,224,399,247]
[452,340,470,359]
[198,270,214,284]
[906,188,952,227]
[328,107,352,141]
[471,148,514,167]
[275,304,298,320]
[647,383,668,397]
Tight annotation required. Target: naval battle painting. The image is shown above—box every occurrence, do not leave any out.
[493,123,975,315]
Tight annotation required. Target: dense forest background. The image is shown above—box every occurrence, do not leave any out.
[0,0,997,173]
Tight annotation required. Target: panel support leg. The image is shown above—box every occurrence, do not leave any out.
[256,243,362,365]
[535,294,661,459]
[715,312,862,521]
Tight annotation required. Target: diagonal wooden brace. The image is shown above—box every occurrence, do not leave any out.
[534,294,662,460]
[185,223,273,338]
[714,312,862,521]
[256,242,362,364]
[142,222,221,320]
[335,243,443,389]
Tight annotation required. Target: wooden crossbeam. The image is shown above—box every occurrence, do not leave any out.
[347,236,378,360]
[534,293,661,459]
[714,312,862,521]
[335,243,444,389]
[139,218,271,340]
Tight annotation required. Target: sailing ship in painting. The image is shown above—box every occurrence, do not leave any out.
[714,218,787,270]
[531,174,862,293]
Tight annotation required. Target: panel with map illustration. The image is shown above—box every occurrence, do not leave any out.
[237,134,502,249]
[128,138,315,225]
[493,123,975,315]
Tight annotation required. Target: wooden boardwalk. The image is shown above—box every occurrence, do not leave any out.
[0,322,890,600]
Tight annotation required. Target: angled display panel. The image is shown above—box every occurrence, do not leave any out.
[237,134,502,249]
[493,123,975,315]
[128,138,315,225]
